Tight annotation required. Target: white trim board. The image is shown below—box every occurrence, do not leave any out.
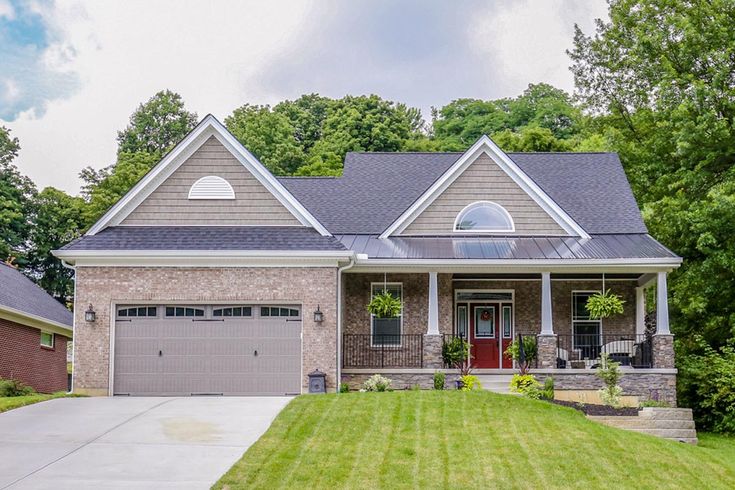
[86,115,331,237]
[0,306,73,338]
[380,135,590,239]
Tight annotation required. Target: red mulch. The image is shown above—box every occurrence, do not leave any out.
[550,399,640,416]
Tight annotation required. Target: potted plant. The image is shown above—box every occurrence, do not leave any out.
[366,289,402,318]
[442,336,471,388]
[504,335,538,374]
[585,289,625,319]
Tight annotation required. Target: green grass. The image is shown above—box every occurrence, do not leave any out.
[0,392,73,413]
[215,391,735,490]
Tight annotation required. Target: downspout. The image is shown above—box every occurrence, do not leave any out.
[60,259,76,394]
[336,255,356,392]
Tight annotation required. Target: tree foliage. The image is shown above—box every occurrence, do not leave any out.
[0,126,36,262]
[117,90,198,156]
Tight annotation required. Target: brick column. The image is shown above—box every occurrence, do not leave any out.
[423,334,443,369]
[536,334,557,369]
[652,334,675,369]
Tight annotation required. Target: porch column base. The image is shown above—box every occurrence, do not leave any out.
[536,334,557,369]
[423,334,443,369]
[652,334,675,369]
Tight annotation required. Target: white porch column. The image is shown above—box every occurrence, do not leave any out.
[427,272,440,335]
[656,272,670,334]
[540,272,554,335]
[635,286,646,335]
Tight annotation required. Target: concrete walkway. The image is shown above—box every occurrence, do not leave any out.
[0,396,291,489]
[476,375,515,394]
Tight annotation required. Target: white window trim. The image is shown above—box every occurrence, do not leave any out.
[456,305,468,339]
[370,282,403,347]
[502,305,513,339]
[188,176,235,200]
[40,331,54,348]
[453,201,515,233]
[571,290,603,350]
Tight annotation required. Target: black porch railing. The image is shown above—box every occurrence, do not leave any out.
[342,334,424,368]
[556,334,652,369]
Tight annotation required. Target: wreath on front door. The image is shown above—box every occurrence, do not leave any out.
[480,309,491,321]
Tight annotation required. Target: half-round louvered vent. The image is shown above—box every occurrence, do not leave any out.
[188,176,235,200]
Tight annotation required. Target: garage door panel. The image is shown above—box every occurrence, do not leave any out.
[114,306,301,396]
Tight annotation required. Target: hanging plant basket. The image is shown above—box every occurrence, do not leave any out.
[367,290,402,318]
[585,289,625,319]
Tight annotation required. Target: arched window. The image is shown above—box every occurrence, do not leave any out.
[453,201,514,232]
[188,176,235,200]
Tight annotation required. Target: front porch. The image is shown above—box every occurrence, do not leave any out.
[340,271,677,404]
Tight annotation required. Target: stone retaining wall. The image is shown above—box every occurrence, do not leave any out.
[342,372,461,391]
[536,372,677,406]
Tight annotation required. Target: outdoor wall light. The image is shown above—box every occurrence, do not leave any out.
[85,304,96,323]
[313,305,324,323]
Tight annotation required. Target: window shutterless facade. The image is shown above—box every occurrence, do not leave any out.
[572,291,602,358]
[370,282,402,346]
[40,331,54,348]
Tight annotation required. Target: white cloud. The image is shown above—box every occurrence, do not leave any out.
[0,0,14,20]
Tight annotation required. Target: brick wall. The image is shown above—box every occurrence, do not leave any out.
[73,266,337,395]
[0,318,69,393]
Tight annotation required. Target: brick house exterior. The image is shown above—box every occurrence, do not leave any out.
[55,116,681,400]
[0,263,73,394]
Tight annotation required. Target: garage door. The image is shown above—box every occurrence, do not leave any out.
[113,304,301,396]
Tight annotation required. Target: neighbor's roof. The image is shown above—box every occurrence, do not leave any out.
[0,262,73,328]
[280,152,647,235]
[60,226,347,251]
[337,234,678,261]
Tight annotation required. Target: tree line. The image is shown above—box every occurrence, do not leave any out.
[1,0,733,431]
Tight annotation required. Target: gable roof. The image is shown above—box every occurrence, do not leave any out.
[87,115,330,236]
[280,151,647,236]
[0,263,73,334]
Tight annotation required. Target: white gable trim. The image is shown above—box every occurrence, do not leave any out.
[379,135,590,239]
[86,115,331,236]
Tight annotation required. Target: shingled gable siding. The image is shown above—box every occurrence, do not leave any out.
[0,318,69,393]
[121,136,301,226]
[73,266,337,395]
[401,153,566,235]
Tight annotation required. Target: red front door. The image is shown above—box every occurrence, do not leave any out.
[470,304,500,368]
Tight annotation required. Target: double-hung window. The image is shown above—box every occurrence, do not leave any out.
[371,283,402,346]
[572,291,602,359]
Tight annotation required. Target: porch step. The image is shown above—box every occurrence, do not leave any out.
[475,375,515,394]
[589,408,698,444]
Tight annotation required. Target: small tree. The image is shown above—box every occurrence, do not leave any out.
[442,337,471,376]
[596,353,623,408]
[504,336,538,374]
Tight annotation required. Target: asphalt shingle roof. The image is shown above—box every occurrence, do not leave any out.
[0,262,73,327]
[61,226,347,251]
[280,152,648,235]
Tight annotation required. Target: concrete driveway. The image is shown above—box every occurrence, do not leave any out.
[0,396,291,489]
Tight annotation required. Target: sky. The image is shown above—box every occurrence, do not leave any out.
[0,0,608,195]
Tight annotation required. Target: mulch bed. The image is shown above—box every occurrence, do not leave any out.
[550,399,640,416]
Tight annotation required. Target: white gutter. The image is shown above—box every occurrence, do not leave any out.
[336,256,356,392]
[61,259,76,395]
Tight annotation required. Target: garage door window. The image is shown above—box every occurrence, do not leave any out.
[261,306,299,318]
[118,306,157,318]
[165,306,205,317]
[213,306,253,317]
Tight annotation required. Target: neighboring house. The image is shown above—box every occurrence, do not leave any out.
[54,116,681,403]
[0,262,73,393]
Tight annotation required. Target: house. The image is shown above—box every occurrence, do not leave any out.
[54,115,681,403]
[0,262,73,393]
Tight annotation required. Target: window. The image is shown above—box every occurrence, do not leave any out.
[188,176,235,200]
[474,306,495,338]
[371,283,402,346]
[457,305,468,339]
[40,331,54,348]
[165,306,205,318]
[260,306,299,318]
[213,306,252,317]
[456,291,513,302]
[502,306,512,338]
[572,291,602,358]
[118,306,157,318]
[454,201,514,232]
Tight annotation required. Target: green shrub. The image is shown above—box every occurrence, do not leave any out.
[0,378,35,397]
[410,384,421,391]
[366,290,402,318]
[504,336,538,374]
[596,354,622,408]
[339,383,350,393]
[433,371,445,390]
[363,374,392,392]
[442,337,469,370]
[541,377,555,400]
[585,289,625,319]
[509,374,541,399]
[678,336,735,433]
[459,375,482,391]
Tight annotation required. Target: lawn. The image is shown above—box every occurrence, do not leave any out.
[0,393,72,413]
[215,391,735,490]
